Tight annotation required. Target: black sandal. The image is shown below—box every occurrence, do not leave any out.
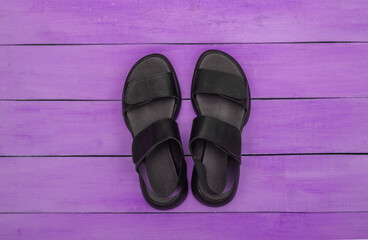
[190,50,251,206]
[122,54,188,210]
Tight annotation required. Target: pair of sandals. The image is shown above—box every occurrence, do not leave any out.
[123,50,251,209]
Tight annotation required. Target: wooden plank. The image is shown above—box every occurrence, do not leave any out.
[1,212,368,239]
[1,155,368,212]
[1,1,368,44]
[1,99,367,156]
[1,44,368,99]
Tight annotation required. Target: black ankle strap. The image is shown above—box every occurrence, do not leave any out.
[189,116,241,163]
[132,118,182,170]
[189,115,242,195]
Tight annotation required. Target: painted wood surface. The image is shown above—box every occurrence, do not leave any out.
[1,99,367,156]
[1,212,368,240]
[1,155,368,213]
[1,0,368,44]
[1,44,368,99]
[1,0,368,238]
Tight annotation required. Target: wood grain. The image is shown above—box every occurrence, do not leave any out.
[1,44,368,99]
[1,212,368,239]
[1,0,368,238]
[1,0,368,44]
[1,99,367,156]
[1,155,368,212]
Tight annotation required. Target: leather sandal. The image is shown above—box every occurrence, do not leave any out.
[123,54,188,210]
[190,50,251,206]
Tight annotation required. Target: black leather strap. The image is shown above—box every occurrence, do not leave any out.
[125,72,177,105]
[190,116,242,195]
[189,116,242,163]
[132,118,182,168]
[192,69,246,100]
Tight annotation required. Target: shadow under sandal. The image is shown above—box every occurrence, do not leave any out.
[123,54,188,210]
[190,50,251,207]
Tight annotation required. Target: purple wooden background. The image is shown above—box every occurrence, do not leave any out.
[1,0,368,44]
[1,0,368,239]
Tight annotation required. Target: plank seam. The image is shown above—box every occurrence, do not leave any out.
[1,153,368,158]
[1,41,368,46]
[1,211,368,214]
[1,97,367,101]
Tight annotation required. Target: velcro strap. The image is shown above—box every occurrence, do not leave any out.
[125,72,177,104]
[190,116,242,162]
[193,69,246,100]
[132,118,181,167]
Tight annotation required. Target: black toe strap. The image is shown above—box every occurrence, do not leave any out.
[190,116,242,163]
[132,118,182,169]
[193,69,247,100]
[125,72,178,105]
